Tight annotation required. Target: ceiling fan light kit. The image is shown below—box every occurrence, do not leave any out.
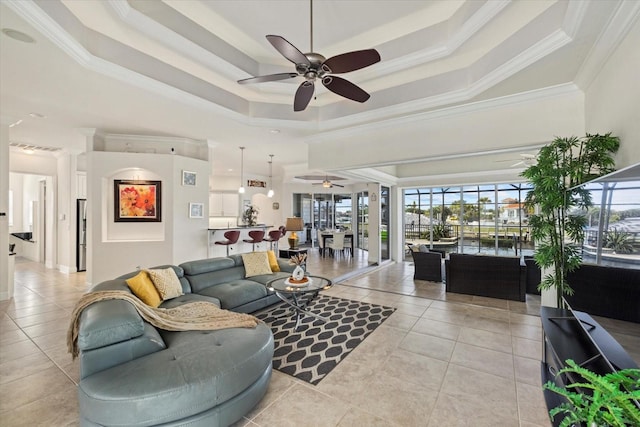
[237,0,380,111]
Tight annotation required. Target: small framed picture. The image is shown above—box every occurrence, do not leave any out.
[189,202,204,218]
[182,170,197,186]
[272,202,279,210]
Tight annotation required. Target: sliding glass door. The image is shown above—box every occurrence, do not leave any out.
[356,191,369,250]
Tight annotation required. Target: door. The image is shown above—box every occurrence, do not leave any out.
[356,191,369,250]
[77,199,87,272]
[381,186,390,260]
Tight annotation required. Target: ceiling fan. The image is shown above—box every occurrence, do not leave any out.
[237,0,381,112]
[312,176,345,188]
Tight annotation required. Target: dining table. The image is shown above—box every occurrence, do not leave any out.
[320,231,355,258]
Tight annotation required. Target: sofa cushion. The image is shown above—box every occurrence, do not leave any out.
[197,279,268,310]
[78,323,274,427]
[180,257,235,275]
[125,271,162,307]
[77,299,145,351]
[267,250,280,272]
[147,267,184,300]
[242,252,273,277]
[80,323,166,379]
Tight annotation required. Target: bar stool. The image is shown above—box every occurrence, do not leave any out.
[264,229,283,251]
[243,230,265,251]
[215,230,240,256]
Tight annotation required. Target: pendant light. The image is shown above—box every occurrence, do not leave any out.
[238,146,245,194]
[267,154,274,198]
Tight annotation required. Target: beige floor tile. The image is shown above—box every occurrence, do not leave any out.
[0,382,79,426]
[392,301,428,317]
[510,322,543,341]
[450,342,514,379]
[411,317,462,341]
[513,336,542,360]
[245,370,296,420]
[0,351,55,385]
[514,355,542,386]
[457,326,513,354]
[383,312,419,331]
[382,348,448,390]
[337,407,395,427]
[0,365,75,413]
[399,331,455,361]
[421,307,468,326]
[462,314,510,334]
[428,392,519,427]
[439,364,518,421]
[252,383,349,427]
[517,381,552,426]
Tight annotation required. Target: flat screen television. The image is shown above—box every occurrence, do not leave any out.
[541,300,639,426]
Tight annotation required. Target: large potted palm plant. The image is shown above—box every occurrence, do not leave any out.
[521,133,619,307]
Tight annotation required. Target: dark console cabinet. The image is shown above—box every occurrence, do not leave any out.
[540,306,639,427]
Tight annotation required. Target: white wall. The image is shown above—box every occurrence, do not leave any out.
[585,21,640,168]
[0,119,11,300]
[87,150,209,284]
[8,173,24,232]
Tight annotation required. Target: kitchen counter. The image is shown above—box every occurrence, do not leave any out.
[208,225,272,230]
[207,225,279,257]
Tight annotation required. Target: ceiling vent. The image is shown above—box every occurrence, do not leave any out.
[9,141,62,153]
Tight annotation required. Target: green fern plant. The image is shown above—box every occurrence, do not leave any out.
[543,359,640,427]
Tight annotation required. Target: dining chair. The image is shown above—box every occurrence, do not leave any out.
[327,232,347,258]
[316,229,326,257]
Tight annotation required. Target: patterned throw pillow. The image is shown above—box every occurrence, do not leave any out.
[126,271,162,307]
[242,252,273,277]
[146,267,183,300]
[267,250,280,272]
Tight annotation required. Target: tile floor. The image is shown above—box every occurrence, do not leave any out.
[1,252,639,427]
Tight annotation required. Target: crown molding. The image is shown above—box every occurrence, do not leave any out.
[103,133,206,146]
[574,0,640,90]
[309,83,580,144]
[5,0,91,65]
[107,0,253,82]
[397,167,525,188]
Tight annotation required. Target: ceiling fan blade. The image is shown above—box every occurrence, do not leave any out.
[322,49,381,74]
[294,81,315,111]
[322,76,370,103]
[266,35,310,66]
[237,72,298,84]
[332,183,345,187]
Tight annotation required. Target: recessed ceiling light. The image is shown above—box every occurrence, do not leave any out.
[2,28,35,43]
[29,112,46,118]
[23,148,35,155]
[270,129,280,134]
[227,168,233,172]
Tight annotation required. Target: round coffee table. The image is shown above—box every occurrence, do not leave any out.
[266,275,333,330]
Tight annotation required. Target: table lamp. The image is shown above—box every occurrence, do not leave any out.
[285,217,304,249]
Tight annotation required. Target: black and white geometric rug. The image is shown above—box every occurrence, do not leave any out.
[255,295,395,385]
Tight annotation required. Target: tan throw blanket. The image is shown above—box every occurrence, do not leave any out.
[67,290,260,359]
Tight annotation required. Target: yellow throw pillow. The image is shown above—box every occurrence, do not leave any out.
[126,271,162,307]
[267,250,280,272]
[146,267,184,300]
[242,252,273,277]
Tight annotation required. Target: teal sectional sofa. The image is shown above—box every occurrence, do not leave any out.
[76,255,294,427]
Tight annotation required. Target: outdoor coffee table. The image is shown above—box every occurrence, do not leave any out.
[266,275,333,330]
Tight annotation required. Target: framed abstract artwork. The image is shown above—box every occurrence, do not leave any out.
[114,180,162,222]
[189,202,204,218]
[182,170,197,186]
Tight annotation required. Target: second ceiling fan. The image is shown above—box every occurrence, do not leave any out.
[237,0,381,112]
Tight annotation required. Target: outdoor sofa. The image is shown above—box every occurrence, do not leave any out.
[565,263,640,323]
[75,254,294,426]
[445,253,526,301]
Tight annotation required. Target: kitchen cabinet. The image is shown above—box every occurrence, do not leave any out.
[209,192,239,217]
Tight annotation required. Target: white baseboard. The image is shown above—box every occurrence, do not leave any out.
[58,264,76,274]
